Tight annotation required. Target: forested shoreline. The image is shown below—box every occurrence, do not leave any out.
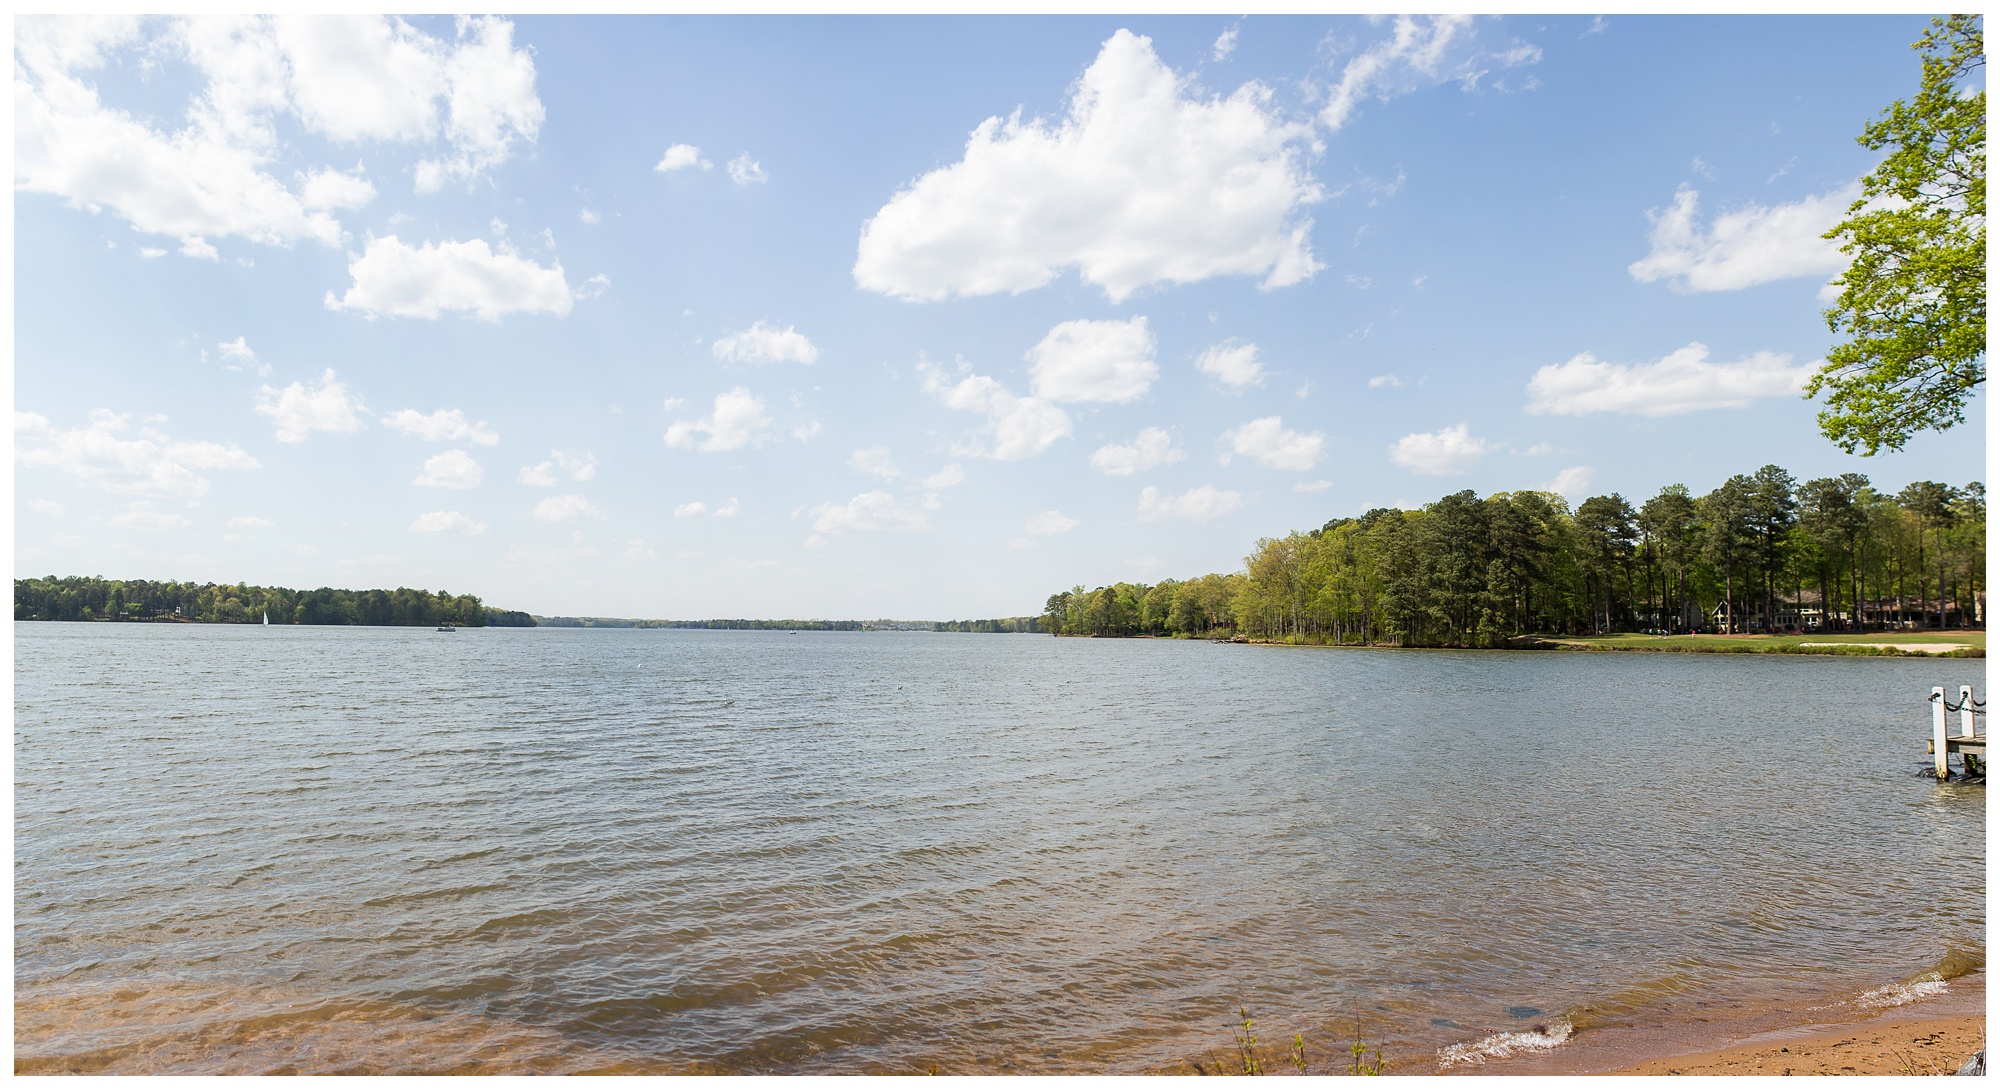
[14,576,529,627]
[1042,467,1986,646]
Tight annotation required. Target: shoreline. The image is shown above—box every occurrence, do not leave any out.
[1445,970,1986,1077]
[1221,634,1985,658]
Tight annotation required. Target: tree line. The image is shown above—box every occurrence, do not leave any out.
[14,576,523,627]
[1041,467,1985,646]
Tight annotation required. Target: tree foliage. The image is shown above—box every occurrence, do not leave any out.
[14,576,510,626]
[1811,15,1986,454]
[1042,467,1985,643]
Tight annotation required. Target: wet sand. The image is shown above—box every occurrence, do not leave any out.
[1612,1010,1985,1075]
[1456,972,1985,1077]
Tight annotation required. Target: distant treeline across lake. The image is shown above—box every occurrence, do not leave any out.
[13,577,1041,633]
[14,576,533,628]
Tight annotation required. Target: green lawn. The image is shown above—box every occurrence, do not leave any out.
[1548,631,1985,656]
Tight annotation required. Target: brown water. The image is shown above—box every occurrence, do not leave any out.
[13,624,1986,1073]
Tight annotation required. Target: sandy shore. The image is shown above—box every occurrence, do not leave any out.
[1612,1010,1985,1076]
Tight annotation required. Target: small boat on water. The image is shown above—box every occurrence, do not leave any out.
[437,625,457,633]
[262,611,269,626]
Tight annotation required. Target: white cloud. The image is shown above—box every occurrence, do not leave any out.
[1090,426,1182,476]
[180,236,220,260]
[1388,423,1495,475]
[1212,25,1239,61]
[918,465,964,490]
[16,410,260,499]
[518,449,595,484]
[326,235,572,321]
[727,153,767,186]
[655,143,711,172]
[298,166,376,211]
[1627,184,1856,293]
[661,397,686,412]
[31,499,67,516]
[1137,484,1241,523]
[790,421,822,442]
[1027,317,1158,403]
[15,16,541,253]
[1195,341,1266,388]
[1026,510,1079,535]
[626,539,659,561]
[1542,466,1594,500]
[576,273,609,297]
[384,407,499,445]
[849,445,900,480]
[1221,415,1326,470]
[919,361,1072,460]
[255,368,365,442]
[1525,342,1815,417]
[533,494,602,522]
[227,514,272,527]
[810,490,931,534]
[109,501,190,530]
[413,449,482,489]
[216,335,270,376]
[854,29,1323,304]
[1320,15,1540,130]
[139,247,167,258]
[674,501,709,517]
[578,208,600,225]
[712,322,819,365]
[1367,374,1402,389]
[714,497,740,517]
[1293,480,1332,493]
[409,509,486,534]
[664,388,771,453]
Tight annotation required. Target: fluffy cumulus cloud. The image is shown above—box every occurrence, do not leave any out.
[711,322,819,365]
[1388,423,1495,475]
[919,361,1072,460]
[413,449,482,489]
[533,494,602,522]
[409,509,486,534]
[16,409,258,497]
[1137,484,1241,523]
[216,336,269,375]
[1541,466,1594,500]
[1525,342,1816,417]
[326,236,572,321]
[519,449,595,485]
[1026,510,1080,535]
[1627,185,1856,293]
[1196,341,1266,388]
[1027,317,1158,403]
[726,153,768,186]
[255,369,366,442]
[810,490,933,534]
[1090,426,1182,476]
[384,407,498,444]
[674,501,709,517]
[1321,15,1541,130]
[14,15,542,255]
[854,30,1323,304]
[1221,415,1325,470]
[110,501,191,530]
[664,388,771,453]
[655,143,710,172]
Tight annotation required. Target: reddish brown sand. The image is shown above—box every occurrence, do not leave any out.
[1612,1011,1985,1076]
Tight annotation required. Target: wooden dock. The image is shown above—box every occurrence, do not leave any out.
[1929,685,1985,781]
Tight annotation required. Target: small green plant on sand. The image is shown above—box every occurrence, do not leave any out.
[1290,1034,1307,1074]
[1348,1020,1385,1076]
[1232,1007,1262,1075]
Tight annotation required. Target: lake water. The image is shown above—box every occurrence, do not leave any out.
[14,624,1986,1074]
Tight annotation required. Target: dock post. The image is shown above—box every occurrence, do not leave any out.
[1933,686,1949,781]
[1959,686,1977,738]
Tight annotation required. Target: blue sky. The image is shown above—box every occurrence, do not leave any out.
[15,14,1986,618]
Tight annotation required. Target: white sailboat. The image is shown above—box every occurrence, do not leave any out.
[262,610,269,626]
